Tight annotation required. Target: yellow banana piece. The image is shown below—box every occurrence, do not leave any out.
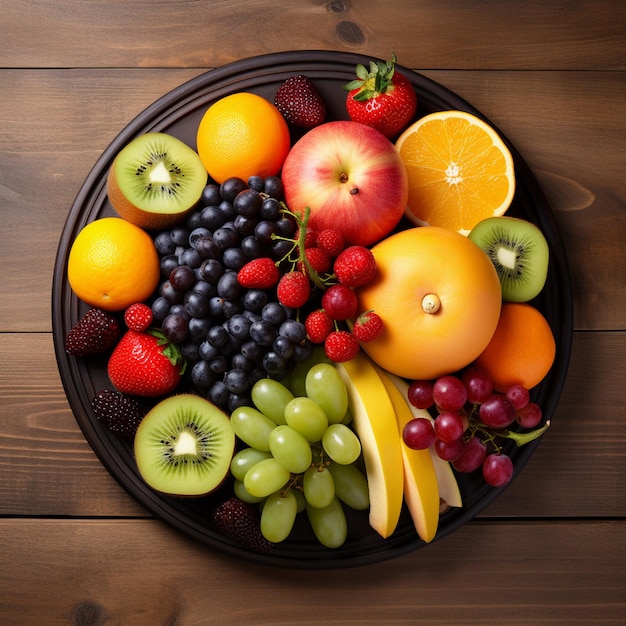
[386,374,463,510]
[374,365,440,543]
[335,354,404,539]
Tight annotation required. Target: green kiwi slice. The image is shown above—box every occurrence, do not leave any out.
[468,216,549,302]
[107,132,207,230]
[134,394,235,496]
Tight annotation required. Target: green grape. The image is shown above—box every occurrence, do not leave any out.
[328,461,370,511]
[243,457,291,498]
[305,363,349,424]
[260,490,298,543]
[291,488,306,513]
[306,497,347,549]
[251,378,294,425]
[288,347,331,397]
[340,407,353,426]
[321,423,362,465]
[230,447,273,481]
[284,396,328,442]
[268,424,313,474]
[233,479,266,504]
[302,465,335,508]
[230,405,277,451]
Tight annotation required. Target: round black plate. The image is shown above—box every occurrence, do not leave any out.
[52,51,573,568]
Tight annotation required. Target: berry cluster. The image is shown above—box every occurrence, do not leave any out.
[402,365,550,488]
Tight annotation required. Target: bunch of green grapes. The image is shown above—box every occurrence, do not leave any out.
[229,361,369,548]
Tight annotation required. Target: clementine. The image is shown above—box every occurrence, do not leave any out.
[475,302,556,391]
[356,227,502,380]
[395,110,515,235]
[196,92,291,184]
[68,217,160,311]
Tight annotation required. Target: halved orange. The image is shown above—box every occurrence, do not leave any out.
[395,110,515,235]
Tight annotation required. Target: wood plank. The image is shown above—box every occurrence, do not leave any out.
[1,68,624,332]
[1,331,623,519]
[2,1,625,70]
[0,518,624,624]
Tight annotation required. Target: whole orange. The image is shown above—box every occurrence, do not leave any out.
[475,302,556,391]
[68,217,160,311]
[357,227,502,380]
[196,92,291,184]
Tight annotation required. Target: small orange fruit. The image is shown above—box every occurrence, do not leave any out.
[68,217,160,311]
[475,302,556,391]
[396,110,515,235]
[196,92,291,184]
[357,227,502,380]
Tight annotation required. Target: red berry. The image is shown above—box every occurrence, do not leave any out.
[324,330,360,362]
[295,226,317,249]
[237,257,280,289]
[333,245,377,287]
[276,271,311,308]
[274,74,327,130]
[212,496,272,553]
[304,309,334,344]
[316,229,345,257]
[321,284,358,320]
[124,303,153,332]
[297,247,332,276]
[352,310,383,342]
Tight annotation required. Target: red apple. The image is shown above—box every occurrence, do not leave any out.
[281,121,408,247]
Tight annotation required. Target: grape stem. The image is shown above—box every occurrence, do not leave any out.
[494,420,551,446]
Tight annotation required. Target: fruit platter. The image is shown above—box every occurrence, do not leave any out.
[52,51,572,568]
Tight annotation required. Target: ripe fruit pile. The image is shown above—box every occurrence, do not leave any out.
[403,366,550,488]
[228,361,368,548]
[61,53,560,554]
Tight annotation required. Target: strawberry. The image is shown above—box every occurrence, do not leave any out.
[91,388,148,438]
[237,257,280,289]
[124,303,153,332]
[344,53,417,138]
[324,330,360,362]
[316,228,345,257]
[274,74,327,130]
[276,271,311,309]
[297,247,332,277]
[352,310,384,343]
[107,329,185,397]
[333,245,377,287]
[305,309,334,344]
[212,496,272,553]
[64,308,120,357]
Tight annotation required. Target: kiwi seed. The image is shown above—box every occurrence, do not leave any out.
[134,394,235,496]
[468,216,549,302]
[107,132,207,230]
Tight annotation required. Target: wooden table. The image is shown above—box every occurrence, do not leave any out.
[1,2,624,623]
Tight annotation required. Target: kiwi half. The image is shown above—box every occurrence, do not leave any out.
[107,132,207,230]
[468,216,549,302]
[134,394,235,496]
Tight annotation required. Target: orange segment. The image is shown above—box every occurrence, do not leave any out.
[395,110,515,235]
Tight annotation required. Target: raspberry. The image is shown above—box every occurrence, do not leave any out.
[304,309,334,344]
[295,227,318,249]
[352,310,384,342]
[64,308,120,357]
[124,303,153,332]
[297,247,332,276]
[212,496,272,553]
[324,330,360,362]
[277,271,311,308]
[91,388,147,438]
[237,257,280,289]
[316,229,345,257]
[333,245,377,287]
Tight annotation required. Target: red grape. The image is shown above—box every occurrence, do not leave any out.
[402,418,436,450]
[482,453,514,487]
[434,411,466,443]
[461,365,493,404]
[453,436,487,473]
[407,380,434,410]
[516,402,543,428]
[479,394,516,429]
[433,375,467,411]
[434,437,463,461]
[506,384,530,410]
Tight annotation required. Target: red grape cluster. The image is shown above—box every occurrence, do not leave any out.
[402,365,550,488]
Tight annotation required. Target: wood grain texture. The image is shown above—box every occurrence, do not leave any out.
[2,0,625,70]
[0,519,624,625]
[1,69,624,332]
